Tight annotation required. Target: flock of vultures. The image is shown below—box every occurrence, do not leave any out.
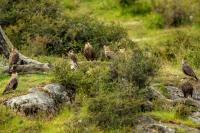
[1,42,198,100]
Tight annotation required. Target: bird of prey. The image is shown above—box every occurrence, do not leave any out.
[3,72,18,95]
[9,48,19,72]
[182,59,198,80]
[180,81,193,98]
[103,45,115,59]
[68,50,78,70]
[83,42,96,61]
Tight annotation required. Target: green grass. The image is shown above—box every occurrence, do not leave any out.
[0,72,53,103]
[147,111,200,129]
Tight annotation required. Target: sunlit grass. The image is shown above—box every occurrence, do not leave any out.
[147,111,200,128]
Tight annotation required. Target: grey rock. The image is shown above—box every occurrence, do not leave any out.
[165,86,183,100]
[4,91,56,115]
[4,83,71,116]
[190,112,200,124]
[135,124,175,133]
[134,115,155,125]
[43,83,70,104]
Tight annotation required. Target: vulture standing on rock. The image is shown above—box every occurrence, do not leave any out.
[9,48,19,72]
[68,50,78,70]
[83,42,96,61]
[3,72,18,95]
[180,81,194,98]
[182,59,198,80]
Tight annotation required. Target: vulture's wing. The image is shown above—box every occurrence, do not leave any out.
[183,64,197,78]
[12,53,19,64]
[70,54,77,63]
[3,78,18,94]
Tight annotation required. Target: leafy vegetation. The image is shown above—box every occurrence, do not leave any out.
[0,0,200,132]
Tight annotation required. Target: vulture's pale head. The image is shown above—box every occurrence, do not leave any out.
[182,59,187,65]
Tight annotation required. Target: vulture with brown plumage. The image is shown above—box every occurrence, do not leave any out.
[3,72,18,95]
[9,48,19,71]
[182,59,198,80]
[180,81,193,98]
[83,42,95,61]
[68,50,78,70]
[103,45,115,59]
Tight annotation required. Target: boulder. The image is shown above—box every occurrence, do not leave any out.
[4,83,71,116]
[135,124,175,133]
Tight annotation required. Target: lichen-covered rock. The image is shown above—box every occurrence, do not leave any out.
[165,86,183,100]
[135,124,175,133]
[4,83,71,116]
[4,91,56,115]
[43,83,70,104]
[190,112,200,124]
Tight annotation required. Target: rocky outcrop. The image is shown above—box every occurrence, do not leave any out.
[134,115,200,133]
[4,84,71,116]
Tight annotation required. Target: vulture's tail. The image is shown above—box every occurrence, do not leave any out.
[195,76,198,81]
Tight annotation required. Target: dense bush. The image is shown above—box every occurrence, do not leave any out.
[152,0,200,27]
[48,16,127,55]
[114,49,159,88]
[153,29,200,63]
[52,59,112,96]
[120,0,152,15]
[175,104,191,119]
[145,12,164,29]
[87,83,148,129]
[52,59,82,91]
[0,0,127,56]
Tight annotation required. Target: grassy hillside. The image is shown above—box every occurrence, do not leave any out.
[0,0,200,132]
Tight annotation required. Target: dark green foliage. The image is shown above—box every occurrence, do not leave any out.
[175,104,191,119]
[49,16,127,56]
[145,12,164,29]
[0,0,127,56]
[152,29,200,63]
[152,0,200,27]
[52,59,112,96]
[120,0,152,15]
[115,49,159,88]
[52,59,81,90]
[88,83,147,129]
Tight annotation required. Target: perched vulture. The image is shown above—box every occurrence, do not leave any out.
[68,50,78,70]
[83,42,95,61]
[103,45,115,59]
[3,72,18,95]
[180,81,193,98]
[182,59,198,80]
[9,48,19,71]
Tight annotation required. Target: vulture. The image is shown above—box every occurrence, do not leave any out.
[68,50,78,70]
[9,48,19,71]
[182,59,198,80]
[3,72,18,95]
[83,42,95,61]
[103,45,115,59]
[180,81,193,98]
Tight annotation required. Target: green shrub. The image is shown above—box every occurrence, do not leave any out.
[114,49,159,88]
[145,12,164,29]
[49,16,127,56]
[152,0,200,27]
[175,104,191,119]
[120,0,152,15]
[87,83,147,129]
[187,49,200,69]
[0,0,127,56]
[52,59,112,96]
[152,29,200,62]
[52,59,82,90]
